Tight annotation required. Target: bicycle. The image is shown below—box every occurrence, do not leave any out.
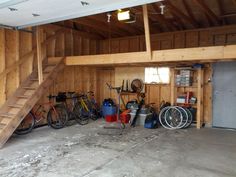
[15,95,68,135]
[75,91,100,121]
[59,92,89,125]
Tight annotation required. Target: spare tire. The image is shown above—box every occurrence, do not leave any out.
[131,79,143,93]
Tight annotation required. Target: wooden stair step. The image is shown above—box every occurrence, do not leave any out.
[0,113,16,118]
[17,95,30,99]
[30,78,39,81]
[22,87,36,90]
[8,104,23,108]
[0,123,6,129]
[43,64,56,67]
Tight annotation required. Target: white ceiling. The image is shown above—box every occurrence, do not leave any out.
[0,0,161,29]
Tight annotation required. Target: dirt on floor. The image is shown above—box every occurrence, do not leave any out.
[0,120,236,177]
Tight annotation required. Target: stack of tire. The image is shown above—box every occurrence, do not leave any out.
[159,106,193,130]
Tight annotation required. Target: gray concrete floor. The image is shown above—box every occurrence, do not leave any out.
[0,120,236,177]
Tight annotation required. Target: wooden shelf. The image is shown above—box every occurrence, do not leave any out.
[170,68,204,129]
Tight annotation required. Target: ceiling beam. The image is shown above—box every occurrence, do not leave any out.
[193,0,221,25]
[152,3,177,31]
[87,14,142,36]
[216,0,227,25]
[164,0,199,28]
[72,18,126,37]
[133,6,162,33]
[182,0,200,27]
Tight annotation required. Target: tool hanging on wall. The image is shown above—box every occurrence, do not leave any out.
[121,80,125,92]
[126,80,129,92]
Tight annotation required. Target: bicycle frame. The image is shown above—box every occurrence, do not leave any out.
[31,98,60,125]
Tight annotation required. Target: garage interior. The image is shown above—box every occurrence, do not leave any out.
[0,0,236,176]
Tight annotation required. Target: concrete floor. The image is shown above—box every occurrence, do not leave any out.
[0,120,236,177]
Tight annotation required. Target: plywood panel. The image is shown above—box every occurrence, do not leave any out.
[186,31,199,48]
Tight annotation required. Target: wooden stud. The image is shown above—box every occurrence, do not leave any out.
[170,68,175,105]
[197,68,204,129]
[194,0,221,25]
[164,1,198,28]
[142,4,152,60]
[36,26,43,84]
[0,29,6,106]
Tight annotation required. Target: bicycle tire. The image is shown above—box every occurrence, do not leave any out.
[15,111,35,135]
[164,106,183,129]
[184,108,193,128]
[73,102,89,125]
[159,106,172,129]
[47,104,68,129]
[175,106,189,129]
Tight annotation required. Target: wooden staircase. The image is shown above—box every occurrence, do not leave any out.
[0,57,65,148]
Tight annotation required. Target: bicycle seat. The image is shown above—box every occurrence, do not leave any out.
[67,91,75,95]
[58,92,66,95]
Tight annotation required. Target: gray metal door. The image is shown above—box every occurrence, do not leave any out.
[213,62,236,129]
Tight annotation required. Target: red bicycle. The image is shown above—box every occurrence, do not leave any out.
[15,95,68,135]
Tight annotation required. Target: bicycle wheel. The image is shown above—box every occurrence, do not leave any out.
[47,104,68,129]
[15,112,35,135]
[175,106,189,129]
[184,108,193,128]
[159,106,171,129]
[73,102,89,125]
[164,106,183,129]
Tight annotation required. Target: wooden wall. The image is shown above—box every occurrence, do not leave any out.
[0,25,100,107]
[2,25,235,125]
[0,29,33,106]
[98,25,236,53]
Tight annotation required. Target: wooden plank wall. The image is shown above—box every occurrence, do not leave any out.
[0,29,33,106]
[47,29,100,100]
[0,26,100,107]
[98,25,236,53]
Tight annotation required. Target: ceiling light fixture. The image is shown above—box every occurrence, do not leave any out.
[117,9,136,23]
[159,4,165,15]
[81,1,89,6]
[32,13,40,17]
[8,7,18,11]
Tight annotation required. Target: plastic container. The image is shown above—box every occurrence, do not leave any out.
[102,105,116,118]
[105,115,117,122]
[144,113,158,129]
[129,113,153,126]
[120,114,131,124]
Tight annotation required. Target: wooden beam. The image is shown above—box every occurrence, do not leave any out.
[72,18,125,37]
[87,15,139,36]
[194,0,221,25]
[197,68,204,129]
[143,5,152,59]
[216,0,226,25]
[152,3,177,31]
[182,0,199,27]
[0,29,6,106]
[65,45,236,66]
[0,28,64,79]
[164,0,199,28]
[42,24,102,40]
[36,27,43,84]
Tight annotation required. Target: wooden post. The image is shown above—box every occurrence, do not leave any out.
[36,26,43,84]
[0,29,6,106]
[170,68,175,105]
[197,68,204,129]
[142,4,152,60]
[15,31,20,87]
